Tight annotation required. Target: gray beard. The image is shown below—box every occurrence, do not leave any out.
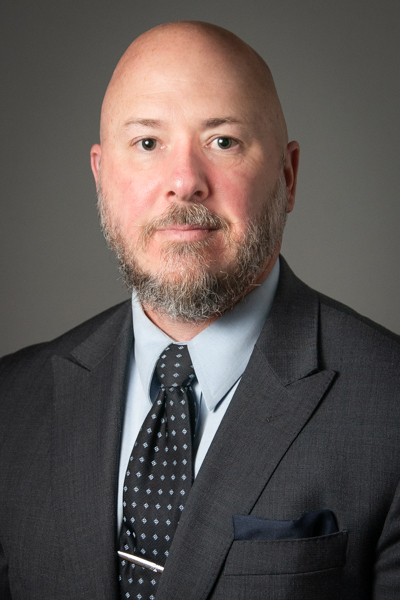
[97,175,287,323]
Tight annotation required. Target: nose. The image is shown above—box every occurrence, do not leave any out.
[165,144,209,203]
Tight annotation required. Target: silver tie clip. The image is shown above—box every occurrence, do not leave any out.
[117,550,164,573]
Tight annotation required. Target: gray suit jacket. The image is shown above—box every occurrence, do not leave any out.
[1,258,400,599]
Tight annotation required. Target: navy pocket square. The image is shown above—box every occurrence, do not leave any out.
[233,509,338,541]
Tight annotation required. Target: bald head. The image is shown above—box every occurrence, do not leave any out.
[100,21,288,147]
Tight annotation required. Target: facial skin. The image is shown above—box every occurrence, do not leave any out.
[90,22,300,340]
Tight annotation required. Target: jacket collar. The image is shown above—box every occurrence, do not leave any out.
[256,255,320,385]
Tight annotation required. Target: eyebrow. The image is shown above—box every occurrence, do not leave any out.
[123,117,242,129]
[201,117,242,128]
[124,118,164,128]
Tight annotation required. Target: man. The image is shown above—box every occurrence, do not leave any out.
[1,20,400,600]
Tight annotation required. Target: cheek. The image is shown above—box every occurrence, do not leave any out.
[103,162,162,230]
[211,169,266,229]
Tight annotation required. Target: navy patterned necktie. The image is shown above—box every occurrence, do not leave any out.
[118,344,196,600]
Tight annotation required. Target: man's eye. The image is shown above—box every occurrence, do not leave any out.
[139,138,157,151]
[212,137,237,150]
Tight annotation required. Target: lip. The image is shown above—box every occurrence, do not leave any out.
[157,225,217,231]
[155,225,219,241]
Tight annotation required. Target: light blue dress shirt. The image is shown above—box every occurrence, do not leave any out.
[117,258,280,529]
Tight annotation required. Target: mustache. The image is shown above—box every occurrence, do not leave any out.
[139,203,230,246]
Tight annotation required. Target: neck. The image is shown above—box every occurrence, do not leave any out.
[143,309,217,342]
[142,249,280,342]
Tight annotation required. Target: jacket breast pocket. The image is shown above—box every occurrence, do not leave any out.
[216,531,348,600]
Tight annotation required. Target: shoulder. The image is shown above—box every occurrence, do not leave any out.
[0,300,132,457]
[0,300,131,382]
[279,255,400,354]
[317,291,400,361]
[311,292,400,408]
[275,257,400,387]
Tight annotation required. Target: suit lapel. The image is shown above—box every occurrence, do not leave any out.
[51,302,132,599]
[156,258,337,600]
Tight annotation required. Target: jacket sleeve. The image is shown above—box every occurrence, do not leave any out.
[0,539,12,600]
[373,477,400,599]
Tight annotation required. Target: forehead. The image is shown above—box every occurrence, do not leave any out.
[102,36,269,132]
[105,68,264,136]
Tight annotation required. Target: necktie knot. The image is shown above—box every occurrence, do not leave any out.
[156,344,195,389]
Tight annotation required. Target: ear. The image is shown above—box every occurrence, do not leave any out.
[90,144,102,184]
[283,140,300,213]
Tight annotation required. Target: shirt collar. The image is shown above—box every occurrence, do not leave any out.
[131,258,280,411]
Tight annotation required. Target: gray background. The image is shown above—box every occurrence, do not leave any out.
[1,0,399,356]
